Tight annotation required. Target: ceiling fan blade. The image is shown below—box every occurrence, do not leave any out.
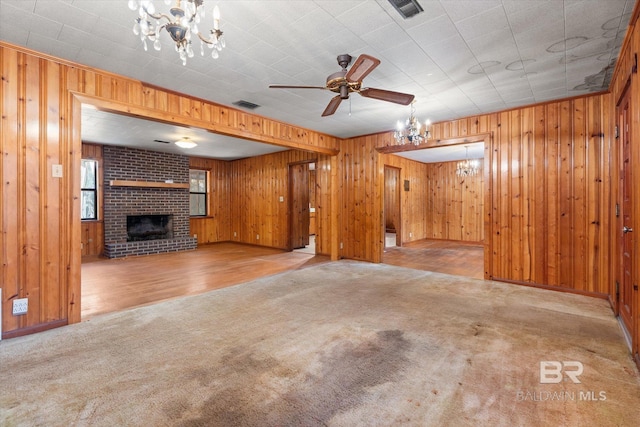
[269,84,327,90]
[359,88,415,105]
[345,54,381,83]
[322,95,342,117]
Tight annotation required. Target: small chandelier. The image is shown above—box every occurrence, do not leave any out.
[128,0,225,66]
[394,101,430,146]
[456,146,480,177]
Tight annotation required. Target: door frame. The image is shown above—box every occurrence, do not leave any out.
[287,159,315,251]
[376,133,492,279]
[383,165,402,248]
[615,79,638,357]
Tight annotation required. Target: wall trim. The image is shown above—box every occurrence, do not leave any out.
[491,277,610,300]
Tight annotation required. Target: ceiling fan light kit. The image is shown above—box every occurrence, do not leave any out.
[269,54,415,117]
[129,0,225,66]
[175,137,197,149]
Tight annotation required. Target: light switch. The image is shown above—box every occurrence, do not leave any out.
[52,164,63,178]
[279,196,284,202]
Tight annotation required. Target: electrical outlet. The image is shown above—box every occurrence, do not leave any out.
[234,231,237,237]
[13,298,28,315]
[256,234,260,240]
[193,233,197,239]
[409,232,413,238]
[340,242,343,249]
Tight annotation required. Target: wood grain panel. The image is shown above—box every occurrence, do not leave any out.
[1,47,21,333]
[381,155,428,244]
[188,157,231,244]
[425,161,484,243]
[384,166,400,233]
[338,136,384,262]
[228,150,331,252]
[80,143,104,257]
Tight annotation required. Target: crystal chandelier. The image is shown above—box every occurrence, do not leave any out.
[128,0,225,66]
[456,146,480,177]
[394,101,430,146]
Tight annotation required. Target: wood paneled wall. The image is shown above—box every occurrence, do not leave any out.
[1,49,77,336]
[228,150,333,255]
[382,155,429,244]
[0,41,338,338]
[188,157,231,244]
[338,136,383,262]
[81,143,104,256]
[345,93,612,295]
[490,99,611,294]
[425,161,484,242]
[609,3,640,361]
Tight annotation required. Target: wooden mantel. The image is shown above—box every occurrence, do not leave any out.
[109,180,189,189]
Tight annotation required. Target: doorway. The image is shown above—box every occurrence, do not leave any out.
[617,84,636,350]
[384,166,401,249]
[289,161,313,251]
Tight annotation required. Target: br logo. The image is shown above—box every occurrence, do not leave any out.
[539,361,583,384]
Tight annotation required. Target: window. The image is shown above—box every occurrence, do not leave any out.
[190,169,207,216]
[81,159,98,220]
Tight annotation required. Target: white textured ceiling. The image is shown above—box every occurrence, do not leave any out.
[0,0,633,162]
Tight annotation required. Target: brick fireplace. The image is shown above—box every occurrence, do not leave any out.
[103,146,197,258]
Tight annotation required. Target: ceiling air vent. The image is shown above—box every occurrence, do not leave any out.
[388,0,423,19]
[233,100,261,110]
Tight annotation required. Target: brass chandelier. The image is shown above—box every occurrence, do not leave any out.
[394,101,430,146]
[128,0,225,66]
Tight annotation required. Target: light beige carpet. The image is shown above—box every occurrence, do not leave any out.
[1,260,639,426]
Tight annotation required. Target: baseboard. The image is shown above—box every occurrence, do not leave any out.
[618,316,633,352]
[1,319,68,340]
[490,277,609,300]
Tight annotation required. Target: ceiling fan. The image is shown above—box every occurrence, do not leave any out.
[269,54,415,117]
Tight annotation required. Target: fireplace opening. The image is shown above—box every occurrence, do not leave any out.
[127,214,174,242]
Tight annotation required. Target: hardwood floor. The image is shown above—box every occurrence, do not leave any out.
[81,243,329,319]
[383,239,484,279]
[81,239,484,320]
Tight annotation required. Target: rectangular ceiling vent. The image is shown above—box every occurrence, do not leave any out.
[233,100,261,110]
[388,0,424,19]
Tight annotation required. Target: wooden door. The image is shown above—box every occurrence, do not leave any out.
[618,87,635,339]
[289,163,310,249]
[384,166,401,247]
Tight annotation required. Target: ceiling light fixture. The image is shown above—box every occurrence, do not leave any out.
[456,146,480,177]
[175,137,197,149]
[128,0,225,66]
[394,101,430,146]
